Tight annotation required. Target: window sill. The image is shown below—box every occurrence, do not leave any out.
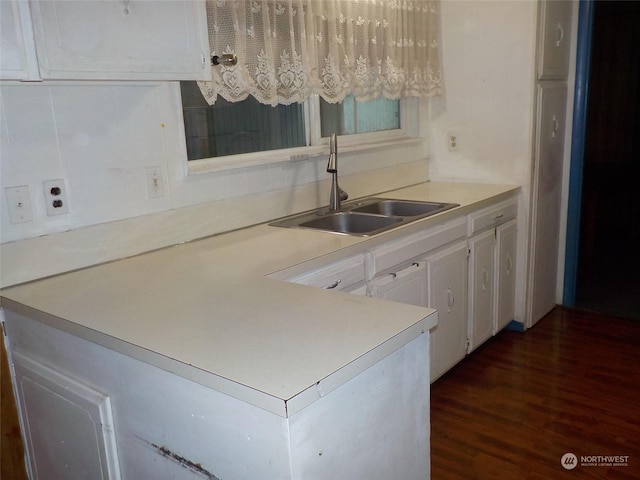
[186,136,424,176]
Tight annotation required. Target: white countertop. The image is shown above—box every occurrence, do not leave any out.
[0,182,519,416]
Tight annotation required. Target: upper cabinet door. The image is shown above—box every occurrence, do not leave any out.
[537,0,573,80]
[0,0,40,80]
[30,0,211,81]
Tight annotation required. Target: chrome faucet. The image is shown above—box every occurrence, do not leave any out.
[327,132,348,211]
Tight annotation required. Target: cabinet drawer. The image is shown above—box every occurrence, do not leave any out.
[371,217,466,275]
[286,255,364,291]
[467,199,517,236]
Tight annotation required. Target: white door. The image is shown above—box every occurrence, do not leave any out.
[426,241,468,382]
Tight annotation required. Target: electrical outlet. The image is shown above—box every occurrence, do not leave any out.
[43,179,69,216]
[5,185,34,224]
[146,166,164,198]
[448,132,460,151]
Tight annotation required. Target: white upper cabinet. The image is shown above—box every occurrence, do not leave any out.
[28,0,211,80]
[0,0,40,80]
[537,0,573,80]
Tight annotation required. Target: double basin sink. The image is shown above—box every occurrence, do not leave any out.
[270,198,460,236]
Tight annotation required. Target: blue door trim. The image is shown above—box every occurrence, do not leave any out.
[563,0,594,306]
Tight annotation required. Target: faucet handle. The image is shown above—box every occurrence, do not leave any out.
[327,153,337,173]
[327,132,338,173]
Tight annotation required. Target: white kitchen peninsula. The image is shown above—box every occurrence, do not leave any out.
[1,182,519,480]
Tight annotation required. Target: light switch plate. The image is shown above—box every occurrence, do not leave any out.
[145,166,165,198]
[5,186,34,224]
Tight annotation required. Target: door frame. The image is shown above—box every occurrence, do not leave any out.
[562,0,594,306]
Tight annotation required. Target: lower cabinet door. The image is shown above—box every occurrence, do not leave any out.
[468,230,495,352]
[426,241,469,382]
[495,219,518,333]
[12,352,121,480]
[372,261,427,307]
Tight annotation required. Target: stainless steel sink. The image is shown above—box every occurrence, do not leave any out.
[270,197,459,236]
[299,212,403,235]
[350,199,456,217]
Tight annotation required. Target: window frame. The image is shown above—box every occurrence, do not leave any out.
[184,92,420,176]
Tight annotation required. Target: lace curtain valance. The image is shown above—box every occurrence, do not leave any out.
[197,0,442,106]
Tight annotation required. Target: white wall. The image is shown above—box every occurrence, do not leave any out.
[429,0,540,324]
[429,0,537,186]
[0,81,427,244]
[0,0,542,292]
[0,80,428,286]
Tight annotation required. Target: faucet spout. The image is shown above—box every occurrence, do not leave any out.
[327,132,348,211]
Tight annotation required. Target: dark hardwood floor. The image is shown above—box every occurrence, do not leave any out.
[3,307,639,479]
[431,306,640,479]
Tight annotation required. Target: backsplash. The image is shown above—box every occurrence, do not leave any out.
[0,81,428,287]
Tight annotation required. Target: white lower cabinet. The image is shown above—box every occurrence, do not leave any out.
[279,196,518,382]
[3,309,430,480]
[468,230,496,352]
[495,219,518,333]
[426,241,469,382]
[372,261,427,307]
[12,352,121,480]
[467,201,518,346]
[370,238,469,384]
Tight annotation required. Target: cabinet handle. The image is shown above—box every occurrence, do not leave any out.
[506,253,513,276]
[447,287,455,313]
[326,279,341,289]
[556,23,565,47]
[482,268,489,290]
[212,54,238,66]
[552,115,559,138]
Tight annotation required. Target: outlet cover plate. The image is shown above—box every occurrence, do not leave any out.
[43,179,69,216]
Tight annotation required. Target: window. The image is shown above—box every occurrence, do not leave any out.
[180,81,402,162]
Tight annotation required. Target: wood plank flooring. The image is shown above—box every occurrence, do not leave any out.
[431,306,640,479]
